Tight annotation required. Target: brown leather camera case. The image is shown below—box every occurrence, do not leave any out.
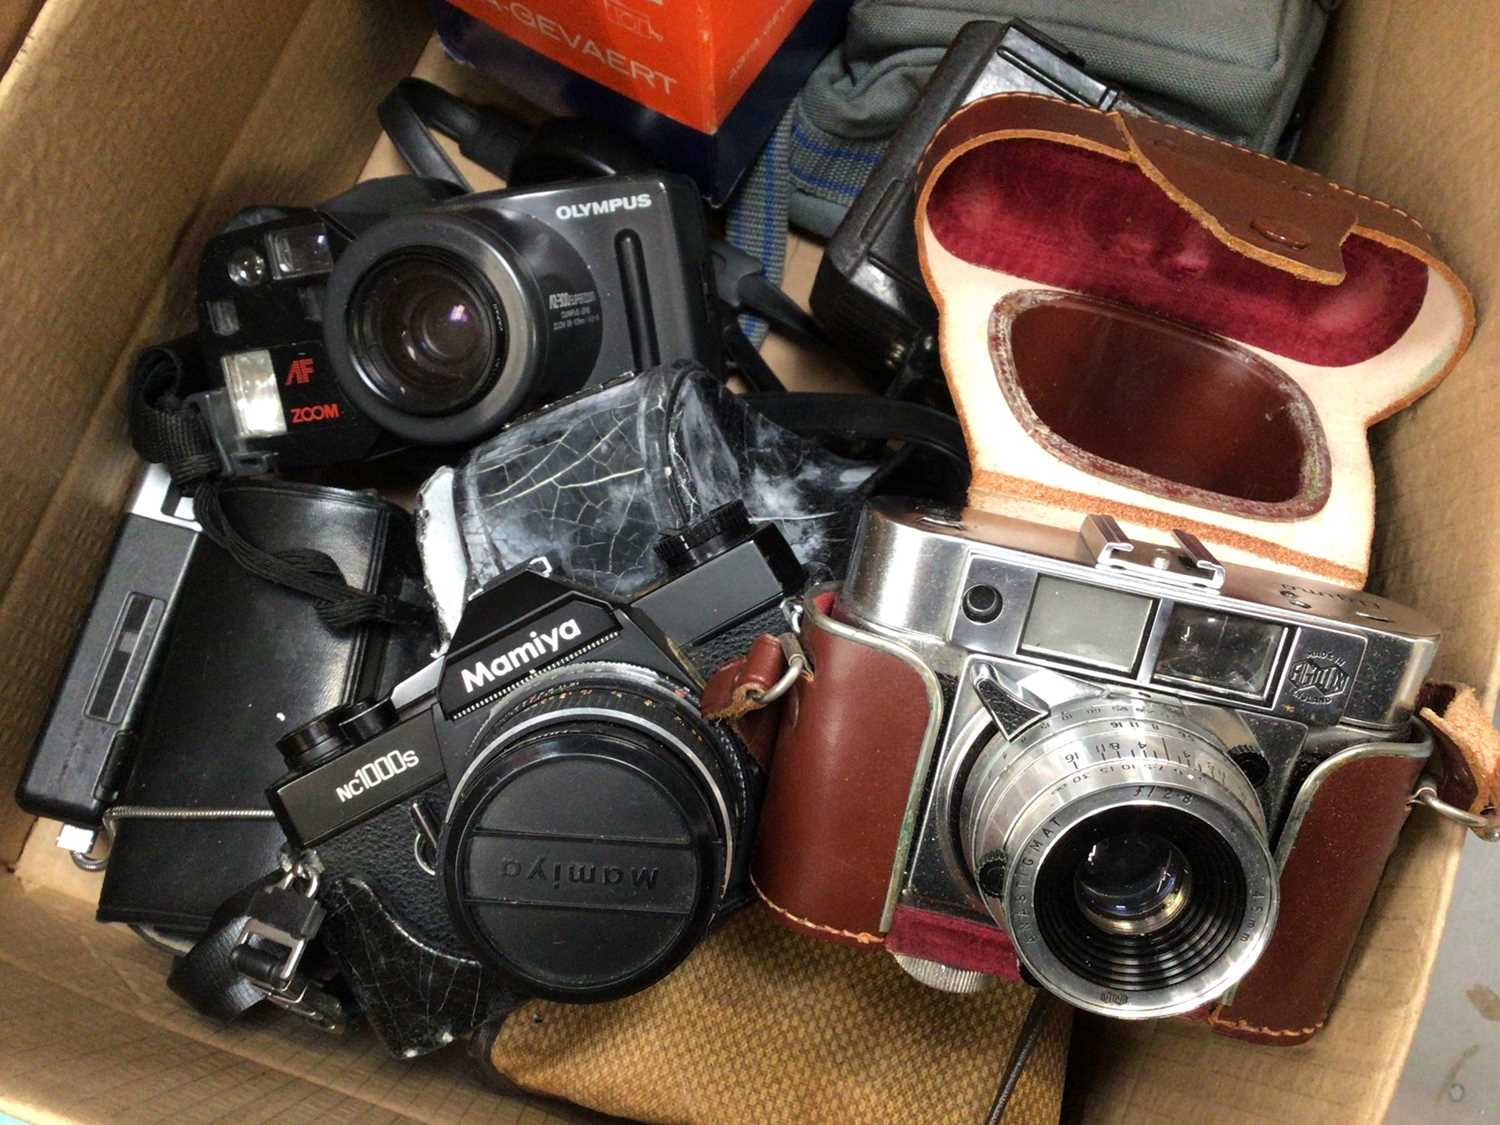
[913,94,1474,588]
[705,603,1494,1046]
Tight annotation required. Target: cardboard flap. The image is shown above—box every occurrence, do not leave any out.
[914,93,1475,586]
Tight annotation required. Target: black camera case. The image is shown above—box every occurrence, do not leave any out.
[809,22,1134,398]
[62,480,435,934]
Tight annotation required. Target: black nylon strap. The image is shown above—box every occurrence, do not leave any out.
[721,321,787,394]
[985,993,1059,1125]
[189,485,431,629]
[743,391,970,480]
[127,338,221,488]
[126,340,432,629]
[378,77,530,192]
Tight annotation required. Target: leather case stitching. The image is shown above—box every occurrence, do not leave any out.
[752,875,884,945]
[1120,112,1423,226]
[1208,1003,1324,1037]
[1209,1015,1325,1037]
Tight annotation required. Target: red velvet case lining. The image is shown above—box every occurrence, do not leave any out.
[926,139,1429,367]
[994,292,1330,513]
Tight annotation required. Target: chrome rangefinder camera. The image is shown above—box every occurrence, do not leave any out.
[744,499,1439,1024]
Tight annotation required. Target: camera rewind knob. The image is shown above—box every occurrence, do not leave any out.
[338,697,399,745]
[277,698,390,772]
[655,501,755,574]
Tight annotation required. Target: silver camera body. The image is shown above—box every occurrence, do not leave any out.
[837,499,1439,1017]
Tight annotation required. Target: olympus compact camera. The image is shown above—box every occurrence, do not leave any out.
[746,500,1439,1020]
[250,503,802,1055]
[194,171,719,475]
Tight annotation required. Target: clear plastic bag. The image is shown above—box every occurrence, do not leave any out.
[417,364,879,639]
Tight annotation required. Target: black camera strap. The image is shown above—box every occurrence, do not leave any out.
[170,864,350,1032]
[167,873,280,1021]
[127,339,432,629]
[744,391,971,497]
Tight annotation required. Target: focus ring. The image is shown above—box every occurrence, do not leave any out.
[959,695,1277,1019]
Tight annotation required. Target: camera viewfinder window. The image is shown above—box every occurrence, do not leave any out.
[1020,576,1154,673]
[267,222,334,280]
[1152,606,1286,698]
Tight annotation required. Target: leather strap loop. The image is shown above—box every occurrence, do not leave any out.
[1418,681,1500,830]
[702,633,794,720]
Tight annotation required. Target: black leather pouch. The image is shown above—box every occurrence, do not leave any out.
[97,480,434,934]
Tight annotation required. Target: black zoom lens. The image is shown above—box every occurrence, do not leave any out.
[349,253,503,415]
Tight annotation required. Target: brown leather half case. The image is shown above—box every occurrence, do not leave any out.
[1207,748,1428,1045]
[746,598,936,947]
[706,617,1498,1046]
[913,93,1475,588]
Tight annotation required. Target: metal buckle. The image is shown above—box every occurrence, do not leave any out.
[1410,779,1500,842]
[59,824,108,872]
[241,865,321,990]
[258,976,348,1034]
[232,861,346,1031]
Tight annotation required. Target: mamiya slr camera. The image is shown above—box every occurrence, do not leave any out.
[194,171,719,475]
[743,500,1439,1021]
[252,504,802,1055]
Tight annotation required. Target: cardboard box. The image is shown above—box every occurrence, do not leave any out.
[0,1,1493,1122]
[439,0,819,134]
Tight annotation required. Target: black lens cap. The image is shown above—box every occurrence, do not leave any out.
[442,690,725,1001]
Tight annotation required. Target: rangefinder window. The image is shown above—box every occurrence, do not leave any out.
[266,222,334,280]
[1019,575,1153,673]
[1152,605,1286,698]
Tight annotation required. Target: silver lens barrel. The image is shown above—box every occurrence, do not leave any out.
[960,695,1277,1018]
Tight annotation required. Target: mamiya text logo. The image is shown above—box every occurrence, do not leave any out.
[496,854,660,890]
[460,618,583,696]
[554,193,653,221]
[335,748,420,803]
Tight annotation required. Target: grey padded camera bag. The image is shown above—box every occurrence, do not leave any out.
[781,0,1330,236]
